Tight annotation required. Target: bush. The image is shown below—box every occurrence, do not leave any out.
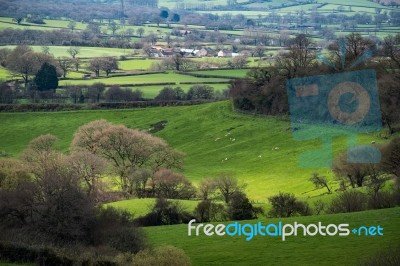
[117,245,191,266]
[360,246,400,266]
[268,192,311,217]
[152,169,196,199]
[328,190,367,214]
[228,191,263,220]
[186,85,214,100]
[104,86,143,102]
[194,200,227,222]
[90,207,147,253]
[155,87,185,101]
[135,198,194,226]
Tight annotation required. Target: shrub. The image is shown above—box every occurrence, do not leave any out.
[194,200,226,222]
[360,246,400,266]
[152,169,196,199]
[186,85,214,100]
[117,245,191,266]
[90,207,147,253]
[268,192,311,217]
[228,191,263,220]
[367,191,394,209]
[328,190,367,214]
[104,86,143,102]
[135,198,194,226]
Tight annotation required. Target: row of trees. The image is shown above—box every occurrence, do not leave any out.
[0,81,226,104]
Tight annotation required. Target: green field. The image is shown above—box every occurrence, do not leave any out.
[190,69,249,78]
[128,83,230,98]
[1,45,129,58]
[106,198,199,217]
[119,59,160,71]
[0,101,383,201]
[0,17,86,31]
[59,72,228,86]
[145,207,400,265]
[0,67,11,80]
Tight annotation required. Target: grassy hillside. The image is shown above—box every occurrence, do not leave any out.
[145,207,400,266]
[0,101,383,201]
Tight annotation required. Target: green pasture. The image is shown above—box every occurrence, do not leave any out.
[0,101,384,201]
[106,198,199,217]
[145,207,400,265]
[0,17,86,31]
[0,67,11,80]
[190,69,249,78]
[59,72,228,86]
[1,45,130,58]
[119,59,160,71]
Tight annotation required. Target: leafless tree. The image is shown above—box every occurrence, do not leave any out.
[309,173,331,194]
[67,46,80,59]
[72,120,184,194]
[214,173,245,203]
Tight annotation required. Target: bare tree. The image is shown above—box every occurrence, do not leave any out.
[152,168,195,199]
[382,137,400,178]
[214,173,245,203]
[198,177,216,200]
[57,57,73,78]
[275,34,316,78]
[136,27,145,37]
[6,46,39,88]
[309,173,331,194]
[253,46,265,60]
[68,20,77,31]
[68,150,107,198]
[108,21,120,36]
[383,33,400,69]
[332,153,375,188]
[71,120,184,194]
[67,46,80,59]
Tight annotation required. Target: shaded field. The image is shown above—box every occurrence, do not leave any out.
[106,198,199,217]
[145,207,400,265]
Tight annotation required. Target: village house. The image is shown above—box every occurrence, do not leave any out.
[197,48,215,57]
[217,49,232,57]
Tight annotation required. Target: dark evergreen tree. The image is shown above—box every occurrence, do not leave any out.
[33,62,58,91]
